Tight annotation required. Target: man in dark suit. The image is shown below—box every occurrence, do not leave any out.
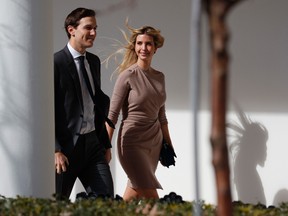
[54,7,114,199]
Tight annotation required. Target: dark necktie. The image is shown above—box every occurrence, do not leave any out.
[78,56,95,102]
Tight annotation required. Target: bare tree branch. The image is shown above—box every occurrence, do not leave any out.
[203,0,247,215]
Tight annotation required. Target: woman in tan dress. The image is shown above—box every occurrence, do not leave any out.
[106,24,174,201]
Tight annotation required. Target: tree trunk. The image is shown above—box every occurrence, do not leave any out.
[204,0,245,215]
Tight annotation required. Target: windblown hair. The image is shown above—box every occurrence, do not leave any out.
[117,23,165,73]
[64,8,96,38]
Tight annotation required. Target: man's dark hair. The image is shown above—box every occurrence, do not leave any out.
[64,8,96,38]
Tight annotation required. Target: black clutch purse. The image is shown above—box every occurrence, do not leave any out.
[159,140,177,168]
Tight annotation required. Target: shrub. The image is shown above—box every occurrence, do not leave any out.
[1,194,288,215]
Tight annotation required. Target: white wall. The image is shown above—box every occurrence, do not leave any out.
[227,0,288,206]
[53,0,288,206]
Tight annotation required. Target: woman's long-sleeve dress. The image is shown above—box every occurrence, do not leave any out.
[108,63,168,189]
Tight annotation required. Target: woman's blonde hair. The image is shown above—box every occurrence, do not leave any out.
[103,21,165,76]
[117,22,164,73]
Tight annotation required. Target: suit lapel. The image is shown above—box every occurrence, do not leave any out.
[86,53,109,114]
[86,53,100,89]
[63,46,84,110]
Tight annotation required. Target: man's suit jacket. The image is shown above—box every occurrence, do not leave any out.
[54,46,111,156]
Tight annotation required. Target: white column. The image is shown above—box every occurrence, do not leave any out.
[0,0,54,198]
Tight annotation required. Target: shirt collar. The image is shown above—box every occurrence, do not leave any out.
[67,42,86,59]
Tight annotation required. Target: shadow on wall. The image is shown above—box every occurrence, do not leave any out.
[273,189,288,206]
[227,105,268,205]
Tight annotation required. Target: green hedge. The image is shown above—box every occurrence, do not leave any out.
[1,195,288,215]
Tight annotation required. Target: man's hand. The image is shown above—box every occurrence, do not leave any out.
[105,148,112,163]
[55,152,69,174]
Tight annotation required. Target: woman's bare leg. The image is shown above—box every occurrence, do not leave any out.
[123,186,138,201]
[123,186,159,201]
[137,188,159,200]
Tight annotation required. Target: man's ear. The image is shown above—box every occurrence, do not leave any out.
[67,25,75,37]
